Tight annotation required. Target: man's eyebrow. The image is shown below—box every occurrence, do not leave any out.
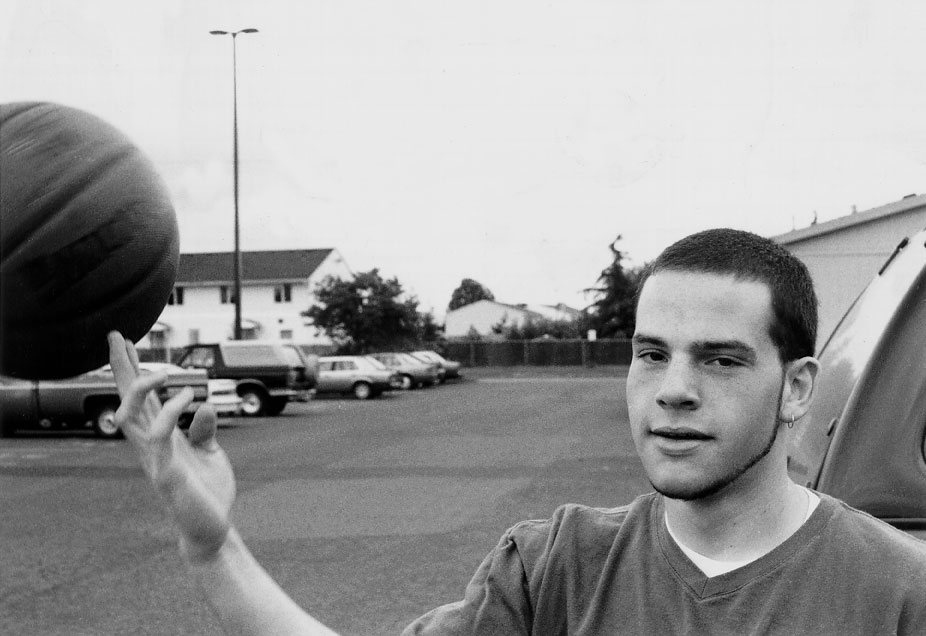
[691,339,757,360]
[631,334,665,347]
[631,334,757,359]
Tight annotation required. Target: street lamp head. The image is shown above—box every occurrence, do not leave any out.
[209,30,228,35]
[239,28,259,34]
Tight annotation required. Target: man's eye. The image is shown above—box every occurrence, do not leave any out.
[637,351,666,363]
[709,357,739,368]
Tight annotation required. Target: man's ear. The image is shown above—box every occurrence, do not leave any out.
[781,356,820,422]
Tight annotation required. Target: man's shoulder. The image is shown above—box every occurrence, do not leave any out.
[821,493,926,568]
[505,493,659,563]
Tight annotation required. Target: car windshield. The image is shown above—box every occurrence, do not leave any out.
[365,356,387,370]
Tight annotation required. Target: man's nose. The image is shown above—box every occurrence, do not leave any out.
[655,360,700,410]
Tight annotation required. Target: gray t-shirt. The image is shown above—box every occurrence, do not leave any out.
[404,492,926,635]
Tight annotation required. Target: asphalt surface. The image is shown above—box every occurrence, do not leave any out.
[0,367,651,636]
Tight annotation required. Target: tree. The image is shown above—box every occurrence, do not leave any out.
[416,310,445,344]
[304,269,422,353]
[448,278,495,310]
[584,236,646,338]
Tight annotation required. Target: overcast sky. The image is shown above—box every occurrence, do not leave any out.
[3,1,925,316]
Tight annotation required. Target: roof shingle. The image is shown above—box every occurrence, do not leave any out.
[177,249,334,283]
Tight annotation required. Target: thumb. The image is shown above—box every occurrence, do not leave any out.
[188,403,219,450]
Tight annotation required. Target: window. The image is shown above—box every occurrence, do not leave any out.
[220,286,237,305]
[274,284,292,303]
[183,347,215,369]
[280,329,293,339]
[188,329,200,344]
[167,286,185,305]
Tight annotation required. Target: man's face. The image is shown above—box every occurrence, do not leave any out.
[626,271,786,501]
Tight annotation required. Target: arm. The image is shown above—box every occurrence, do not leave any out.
[108,331,339,636]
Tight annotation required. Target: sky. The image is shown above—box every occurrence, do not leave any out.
[2,1,925,317]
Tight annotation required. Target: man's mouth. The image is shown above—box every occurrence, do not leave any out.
[650,427,713,441]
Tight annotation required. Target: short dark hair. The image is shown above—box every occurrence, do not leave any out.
[635,228,817,362]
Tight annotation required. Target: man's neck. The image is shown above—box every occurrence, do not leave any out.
[663,468,808,563]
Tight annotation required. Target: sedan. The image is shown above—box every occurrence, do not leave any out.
[316,356,400,400]
[410,350,463,383]
[368,352,440,390]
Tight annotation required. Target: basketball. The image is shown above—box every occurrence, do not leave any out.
[0,102,179,380]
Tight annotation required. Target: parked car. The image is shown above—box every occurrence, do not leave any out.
[316,356,399,399]
[369,352,440,389]
[410,350,463,382]
[0,363,209,439]
[176,341,316,417]
[207,378,242,418]
[787,228,926,541]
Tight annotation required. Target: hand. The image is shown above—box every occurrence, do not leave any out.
[108,331,235,562]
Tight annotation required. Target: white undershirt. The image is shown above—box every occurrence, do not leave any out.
[665,486,821,578]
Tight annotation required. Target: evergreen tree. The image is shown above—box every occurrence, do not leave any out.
[585,236,645,338]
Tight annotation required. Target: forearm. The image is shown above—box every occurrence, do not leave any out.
[186,528,341,636]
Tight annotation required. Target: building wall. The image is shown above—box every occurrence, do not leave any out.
[780,206,926,347]
[141,250,353,350]
[444,300,532,338]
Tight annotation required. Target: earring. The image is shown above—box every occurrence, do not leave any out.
[788,414,795,429]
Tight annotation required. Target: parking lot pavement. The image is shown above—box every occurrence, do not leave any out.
[0,372,649,636]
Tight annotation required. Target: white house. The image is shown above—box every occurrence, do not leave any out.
[773,193,926,346]
[140,248,353,350]
[444,300,581,338]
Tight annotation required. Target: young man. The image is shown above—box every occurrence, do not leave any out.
[109,229,926,635]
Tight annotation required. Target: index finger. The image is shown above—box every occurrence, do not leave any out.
[108,331,139,397]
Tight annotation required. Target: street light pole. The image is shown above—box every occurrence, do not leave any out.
[210,28,258,340]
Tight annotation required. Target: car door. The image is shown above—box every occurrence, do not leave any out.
[316,360,336,392]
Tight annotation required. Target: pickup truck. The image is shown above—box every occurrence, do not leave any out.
[787,226,926,541]
[175,341,317,416]
[0,363,208,439]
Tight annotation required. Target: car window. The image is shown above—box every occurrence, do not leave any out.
[318,361,334,372]
[222,344,285,367]
[184,348,214,368]
[281,345,306,366]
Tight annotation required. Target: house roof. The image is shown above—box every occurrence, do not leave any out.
[773,194,926,245]
[177,249,334,283]
[449,299,580,321]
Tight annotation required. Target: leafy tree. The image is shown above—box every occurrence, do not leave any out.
[304,269,422,353]
[448,278,495,310]
[584,236,646,338]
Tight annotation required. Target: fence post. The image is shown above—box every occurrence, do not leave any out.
[469,341,476,367]
[523,340,529,365]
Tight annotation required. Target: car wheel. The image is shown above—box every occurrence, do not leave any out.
[353,382,373,400]
[265,397,287,416]
[90,403,123,439]
[399,374,414,390]
[239,388,268,416]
